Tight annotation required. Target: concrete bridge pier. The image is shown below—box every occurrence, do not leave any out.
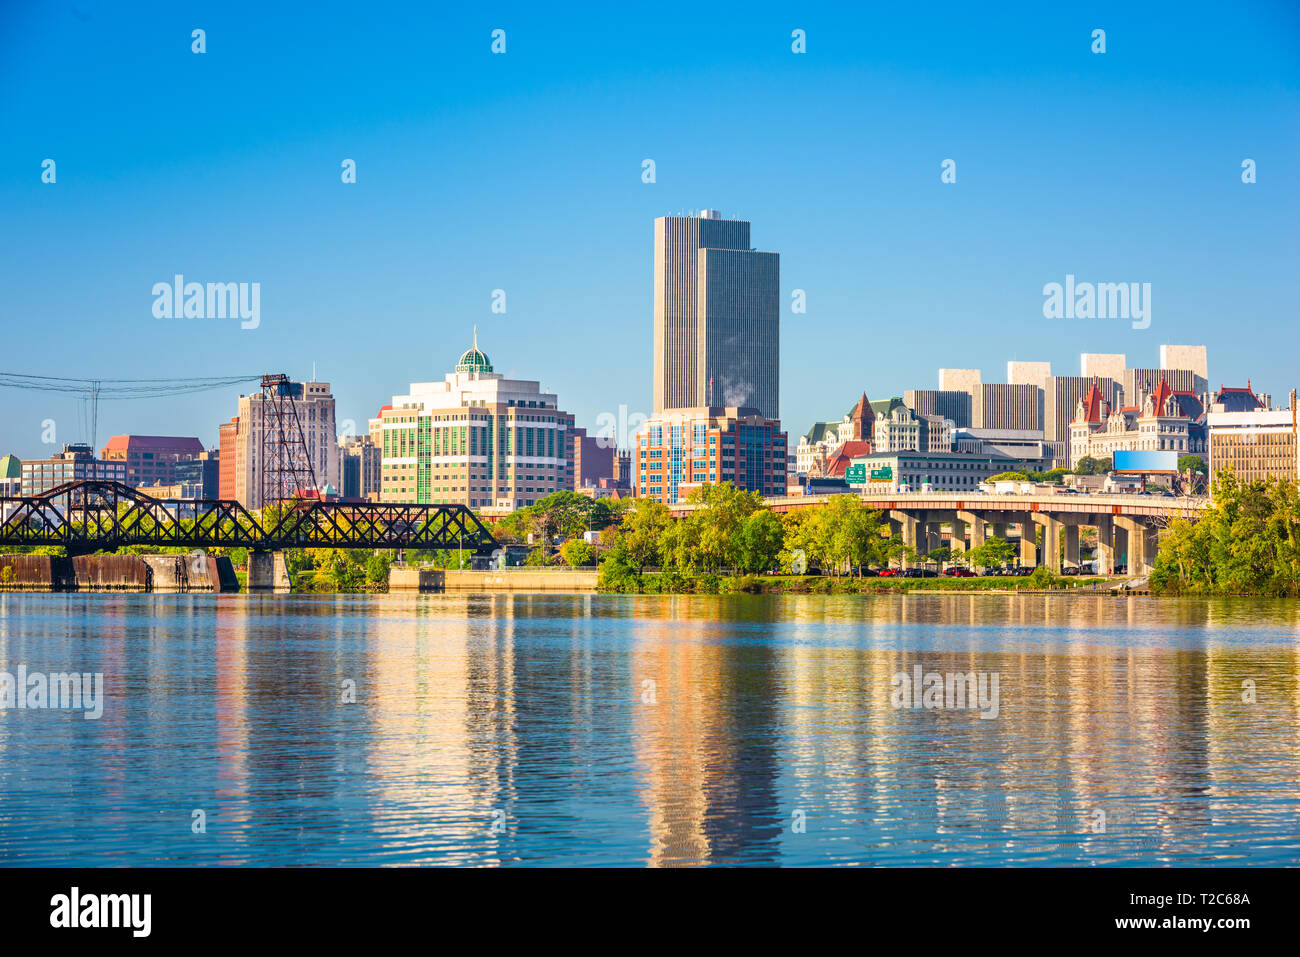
[891,511,920,567]
[1033,514,1062,573]
[1064,525,1080,569]
[247,550,292,592]
[957,511,985,553]
[949,517,967,555]
[1116,517,1158,575]
[1094,517,1114,574]
[1015,513,1037,567]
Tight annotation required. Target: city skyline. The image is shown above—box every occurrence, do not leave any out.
[2,2,1297,458]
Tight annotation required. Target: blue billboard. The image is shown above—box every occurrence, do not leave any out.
[1113,450,1178,473]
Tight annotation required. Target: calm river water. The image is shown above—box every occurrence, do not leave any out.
[1,592,1298,866]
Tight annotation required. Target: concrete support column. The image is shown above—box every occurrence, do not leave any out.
[949,518,967,555]
[891,511,918,568]
[1016,513,1037,567]
[1113,523,1130,574]
[958,511,986,551]
[1095,517,1115,575]
[1116,518,1157,575]
[1033,514,1062,573]
[247,550,292,592]
[924,521,942,555]
[1064,525,1080,569]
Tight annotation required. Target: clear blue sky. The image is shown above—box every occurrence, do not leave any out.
[1,0,1297,457]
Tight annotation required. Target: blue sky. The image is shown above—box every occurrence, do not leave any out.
[1,0,1297,457]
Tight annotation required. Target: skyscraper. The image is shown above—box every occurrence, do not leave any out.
[652,210,780,418]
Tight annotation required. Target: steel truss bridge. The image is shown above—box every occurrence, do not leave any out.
[0,481,499,554]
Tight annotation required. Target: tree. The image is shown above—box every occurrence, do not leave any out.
[925,545,953,566]
[1178,454,1207,475]
[560,538,597,567]
[966,537,1016,571]
[615,498,672,574]
[987,471,1030,483]
[737,509,784,573]
[365,551,392,586]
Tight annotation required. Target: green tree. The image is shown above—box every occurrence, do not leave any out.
[560,538,597,567]
[1178,454,1207,475]
[737,509,784,573]
[966,537,1016,571]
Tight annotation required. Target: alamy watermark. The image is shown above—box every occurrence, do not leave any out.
[152,274,260,329]
[890,664,999,719]
[0,666,104,719]
[1042,274,1150,330]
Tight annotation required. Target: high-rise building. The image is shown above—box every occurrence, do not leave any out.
[1160,344,1209,394]
[1208,399,1298,483]
[20,444,126,496]
[938,368,981,394]
[100,435,205,488]
[635,406,787,505]
[905,389,973,429]
[570,426,615,490]
[172,449,220,499]
[1081,353,1126,383]
[227,380,339,509]
[1125,368,1197,407]
[978,383,1042,431]
[1044,376,1120,443]
[1007,361,1051,389]
[652,210,780,418]
[371,333,572,510]
[339,435,381,500]
[218,418,239,500]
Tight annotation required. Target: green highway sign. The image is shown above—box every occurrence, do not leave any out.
[869,466,893,481]
[845,464,867,485]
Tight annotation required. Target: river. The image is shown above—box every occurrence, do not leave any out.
[1,592,1297,866]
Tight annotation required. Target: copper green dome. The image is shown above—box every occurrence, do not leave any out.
[456,327,493,374]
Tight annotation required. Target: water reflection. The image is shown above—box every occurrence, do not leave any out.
[0,593,1297,866]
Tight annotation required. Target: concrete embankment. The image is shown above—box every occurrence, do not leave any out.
[388,567,599,592]
[0,553,236,592]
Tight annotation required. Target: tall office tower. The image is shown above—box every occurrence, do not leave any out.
[1160,344,1209,395]
[1007,361,1051,389]
[978,383,1042,431]
[938,368,981,394]
[652,210,780,418]
[1081,353,1127,383]
[1044,375,1120,442]
[937,368,982,427]
[905,389,973,428]
[1126,368,1197,406]
[230,381,340,510]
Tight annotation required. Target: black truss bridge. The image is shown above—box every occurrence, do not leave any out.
[0,481,500,554]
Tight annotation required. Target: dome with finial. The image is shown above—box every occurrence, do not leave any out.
[456,326,493,374]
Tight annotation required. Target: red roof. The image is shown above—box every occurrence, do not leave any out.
[1075,379,1108,423]
[825,440,873,477]
[101,435,204,453]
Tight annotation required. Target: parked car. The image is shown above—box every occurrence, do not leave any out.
[944,567,977,578]
[1011,566,1035,576]
[1061,566,1080,576]
[878,567,901,577]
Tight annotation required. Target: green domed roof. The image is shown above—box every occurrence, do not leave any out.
[456,347,493,374]
[456,327,493,374]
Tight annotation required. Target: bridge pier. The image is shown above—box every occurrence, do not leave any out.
[1064,524,1080,569]
[1033,514,1061,573]
[957,511,985,552]
[1015,513,1037,568]
[1115,517,1157,575]
[1094,517,1114,574]
[247,550,292,592]
[890,511,919,567]
[949,518,967,555]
